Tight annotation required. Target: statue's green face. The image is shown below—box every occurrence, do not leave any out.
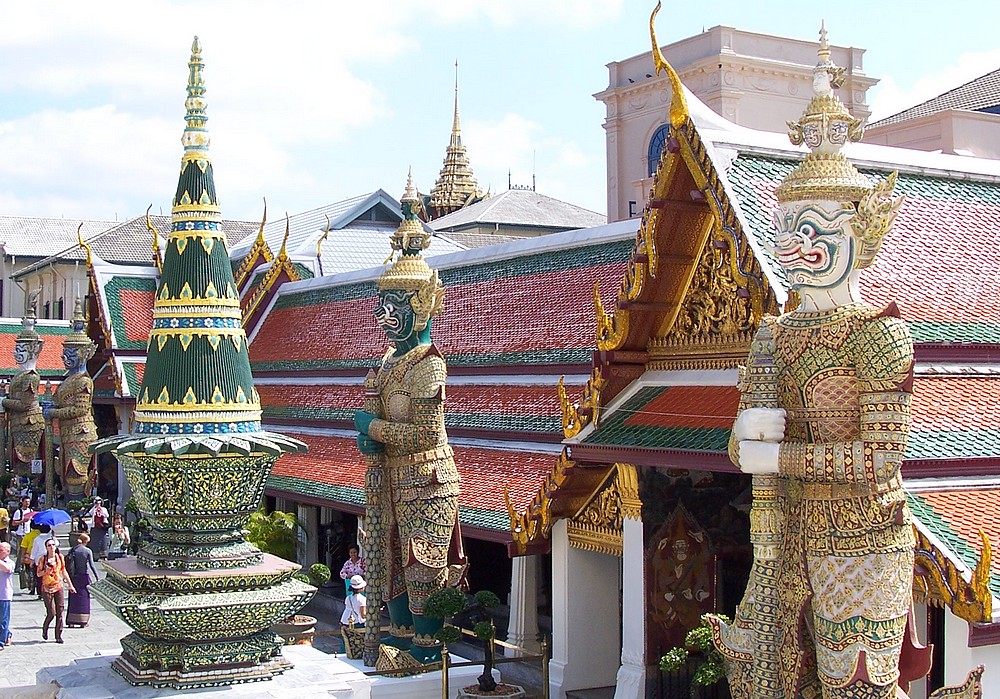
[375,289,417,343]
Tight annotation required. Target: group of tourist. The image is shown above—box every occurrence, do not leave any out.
[0,496,128,647]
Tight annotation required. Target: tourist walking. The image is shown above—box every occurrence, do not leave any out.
[19,522,42,594]
[0,542,14,650]
[36,538,74,643]
[108,513,130,559]
[341,575,367,627]
[0,502,9,544]
[66,533,99,628]
[339,545,366,595]
[86,497,110,561]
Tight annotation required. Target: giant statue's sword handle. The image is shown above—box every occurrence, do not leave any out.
[362,369,386,667]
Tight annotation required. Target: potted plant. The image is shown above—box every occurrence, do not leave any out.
[659,614,730,698]
[425,587,524,697]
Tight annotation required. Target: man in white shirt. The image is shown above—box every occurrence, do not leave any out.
[9,497,33,573]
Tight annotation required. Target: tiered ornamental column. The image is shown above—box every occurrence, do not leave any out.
[89,37,310,690]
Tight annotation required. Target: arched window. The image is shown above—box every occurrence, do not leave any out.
[648,124,671,177]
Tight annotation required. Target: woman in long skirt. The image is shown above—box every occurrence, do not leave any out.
[66,533,99,628]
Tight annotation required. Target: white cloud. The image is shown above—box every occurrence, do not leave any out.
[463,113,605,214]
[402,0,624,28]
[868,48,1000,121]
[0,106,176,217]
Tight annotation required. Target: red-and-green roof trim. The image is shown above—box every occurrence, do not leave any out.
[729,153,1000,346]
[906,488,1000,599]
[578,377,1000,465]
[258,383,562,435]
[102,275,157,352]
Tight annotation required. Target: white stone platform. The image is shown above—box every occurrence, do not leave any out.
[35,645,371,698]
[31,646,500,699]
[336,655,500,699]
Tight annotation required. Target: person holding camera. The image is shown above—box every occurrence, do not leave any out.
[35,538,75,643]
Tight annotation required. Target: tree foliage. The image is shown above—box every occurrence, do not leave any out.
[246,509,302,561]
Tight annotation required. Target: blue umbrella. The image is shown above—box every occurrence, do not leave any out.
[33,509,72,527]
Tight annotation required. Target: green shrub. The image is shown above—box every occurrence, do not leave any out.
[308,563,331,586]
[659,614,731,687]
[66,499,85,514]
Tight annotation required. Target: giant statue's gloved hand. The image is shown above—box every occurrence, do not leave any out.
[732,407,786,443]
[354,410,379,436]
[737,441,780,475]
[357,434,383,456]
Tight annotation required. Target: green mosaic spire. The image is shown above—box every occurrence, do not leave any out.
[97,37,302,457]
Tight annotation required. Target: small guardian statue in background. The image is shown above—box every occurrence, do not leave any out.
[43,297,97,498]
[2,291,46,475]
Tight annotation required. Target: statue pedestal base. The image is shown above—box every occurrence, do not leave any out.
[37,644,370,698]
[90,554,314,689]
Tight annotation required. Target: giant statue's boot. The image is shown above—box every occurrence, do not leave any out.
[411,613,445,664]
[384,594,414,650]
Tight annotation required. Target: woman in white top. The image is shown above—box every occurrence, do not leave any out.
[340,574,367,627]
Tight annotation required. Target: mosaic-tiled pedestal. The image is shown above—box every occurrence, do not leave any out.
[90,554,314,689]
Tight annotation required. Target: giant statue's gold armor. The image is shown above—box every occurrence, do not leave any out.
[708,26,983,699]
[355,173,465,669]
[2,292,45,473]
[43,298,97,497]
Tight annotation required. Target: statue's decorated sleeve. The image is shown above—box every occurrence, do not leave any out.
[367,353,447,452]
[2,374,40,411]
[50,377,95,420]
[778,315,913,484]
[729,318,780,467]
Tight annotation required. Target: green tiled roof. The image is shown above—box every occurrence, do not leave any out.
[581,386,730,451]
[906,429,1000,460]
[906,492,1000,599]
[909,322,1000,345]
[266,474,512,532]
[104,275,157,351]
[262,404,559,433]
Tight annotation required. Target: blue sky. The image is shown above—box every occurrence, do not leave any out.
[1,0,998,224]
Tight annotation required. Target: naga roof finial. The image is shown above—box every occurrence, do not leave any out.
[76,222,93,267]
[650,1,689,129]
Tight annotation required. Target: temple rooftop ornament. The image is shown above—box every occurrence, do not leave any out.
[428,62,485,219]
[90,37,310,689]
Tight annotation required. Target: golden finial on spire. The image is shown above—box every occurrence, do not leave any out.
[650,1,689,129]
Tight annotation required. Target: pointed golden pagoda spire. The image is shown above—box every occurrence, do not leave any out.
[428,61,484,219]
